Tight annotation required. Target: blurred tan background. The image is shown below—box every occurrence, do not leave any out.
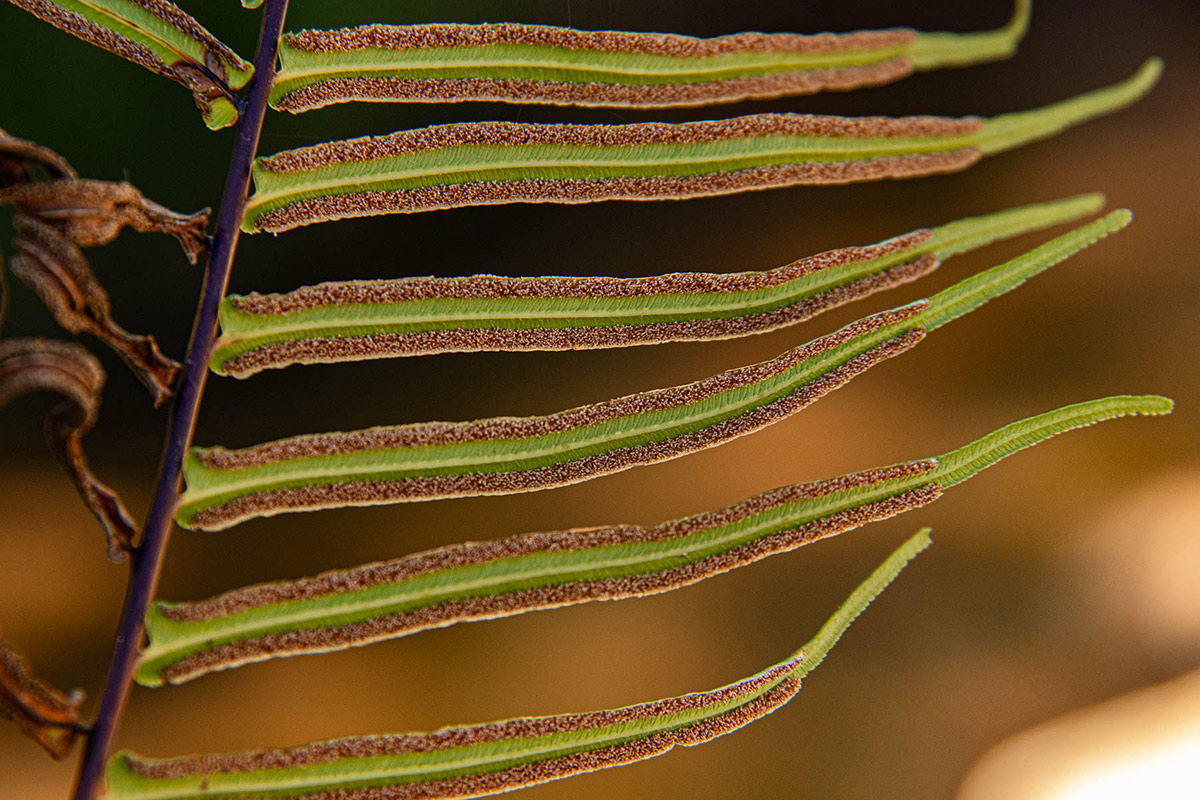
[1,1,1197,798]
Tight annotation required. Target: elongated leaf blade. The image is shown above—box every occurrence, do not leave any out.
[181,305,928,530]
[241,61,1158,234]
[110,532,930,800]
[270,2,1028,113]
[213,193,1102,377]
[141,394,1170,685]
[176,213,1128,531]
[6,0,254,129]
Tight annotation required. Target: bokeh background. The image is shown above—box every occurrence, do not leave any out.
[1,2,1197,798]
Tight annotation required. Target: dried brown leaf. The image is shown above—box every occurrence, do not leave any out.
[0,337,136,560]
[11,214,180,404]
[0,178,210,263]
[0,633,85,760]
[0,126,76,188]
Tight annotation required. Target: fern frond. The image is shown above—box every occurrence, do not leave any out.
[109,532,930,799]
[181,305,926,530]
[212,193,1102,377]
[269,2,1028,113]
[241,60,1159,233]
[5,0,254,129]
[175,212,1127,531]
[140,394,1169,685]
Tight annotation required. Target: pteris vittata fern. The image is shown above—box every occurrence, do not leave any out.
[0,3,1173,799]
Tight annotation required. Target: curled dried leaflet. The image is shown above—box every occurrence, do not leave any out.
[11,215,179,405]
[0,179,210,263]
[0,634,86,760]
[0,338,135,560]
[0,126,76,187]
[0,130,210,401]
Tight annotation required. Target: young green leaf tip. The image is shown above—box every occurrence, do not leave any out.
[0,337,136,560]
[177,212,1130,531]
[242,58,1159,234]
[212,194,1104,377]
[110,532,930,800]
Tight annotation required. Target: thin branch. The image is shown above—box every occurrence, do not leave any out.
[67,2,289,798]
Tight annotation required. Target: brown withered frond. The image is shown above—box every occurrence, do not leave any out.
[0,126,76,188]
[0,127,200,402]
[10,215,180,405]
[0,178,210,263]
[0,633,85,761]
[0,337,136,560]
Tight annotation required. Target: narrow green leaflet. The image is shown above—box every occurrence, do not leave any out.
[141,394,1171,685]
[269,1,1028,113]
[7,0,254,129]
[110,532,931,800]
[241,59,1159,233]
[176,212,1130,531]
[213,194,1102,377]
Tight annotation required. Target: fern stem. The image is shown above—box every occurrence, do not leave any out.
[67,2,290,798]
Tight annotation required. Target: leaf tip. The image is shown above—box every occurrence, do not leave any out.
[1135,394,1175,416]
[1075,191,1107,215]
[1136,56,1166,90]
[1106,207,1133,230]
[794,530,930,680]
[1006,0,1032,41]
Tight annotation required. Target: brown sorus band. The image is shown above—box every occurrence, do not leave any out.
[284,22,918,58]
[253,154,980,232]
[231,231,932,314]
[258,115,983,173]
[10,0,173,78]
[273,61,915,112]
[199,304,926,471]
[131,660,803,777]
